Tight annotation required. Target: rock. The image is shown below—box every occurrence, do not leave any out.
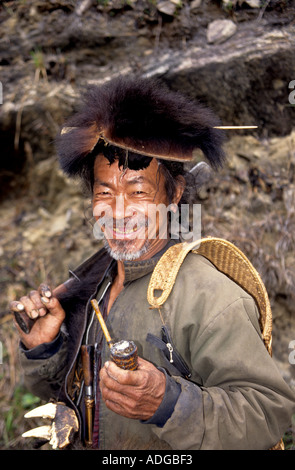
[157,0,178,16]
[148,23,295,138]
[244,0,261,7]
[249,192,272,213]
[222,0,235,7]
[48,214,69,236]
[222,0,260,7]
[207,19,237,44]
[190,0,202,11]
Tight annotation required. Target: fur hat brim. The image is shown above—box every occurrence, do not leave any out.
[56,76,225,176]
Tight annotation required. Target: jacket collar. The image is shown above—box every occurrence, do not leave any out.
[123,241,174,283]
[101,239,179,285]
[71,238,179,287]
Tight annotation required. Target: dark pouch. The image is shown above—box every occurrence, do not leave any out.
[146,325,191,379]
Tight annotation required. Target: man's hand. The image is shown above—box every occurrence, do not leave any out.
[99,357,166,420]
[10,283,66,350]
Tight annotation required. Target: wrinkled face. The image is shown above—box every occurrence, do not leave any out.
[92,156,183,261]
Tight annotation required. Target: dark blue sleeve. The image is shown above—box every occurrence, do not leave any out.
[141,367,181,428]
[19,331,64,360]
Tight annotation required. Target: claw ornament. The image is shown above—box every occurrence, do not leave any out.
[22,402,79,449]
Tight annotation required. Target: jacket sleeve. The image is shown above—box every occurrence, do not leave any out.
[19,330,69,402]
[152,297,295,450]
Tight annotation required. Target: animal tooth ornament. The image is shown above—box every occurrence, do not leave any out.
[22,402,79,449]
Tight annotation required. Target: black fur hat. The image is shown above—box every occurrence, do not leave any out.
[56,75,225,177]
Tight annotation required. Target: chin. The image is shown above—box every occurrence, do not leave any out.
[103,238,150,261]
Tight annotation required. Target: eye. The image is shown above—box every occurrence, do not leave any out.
[95,191,111,197]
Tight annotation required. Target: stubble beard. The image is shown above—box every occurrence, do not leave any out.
[101,213,153,261]
[103,238,151,261]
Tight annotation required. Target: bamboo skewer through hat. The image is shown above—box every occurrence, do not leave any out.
[214,126,258,129]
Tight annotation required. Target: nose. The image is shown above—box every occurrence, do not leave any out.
[111,195,137,221]
[111,195,125,221]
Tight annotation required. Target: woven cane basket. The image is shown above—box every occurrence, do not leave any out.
[147,237,284,450]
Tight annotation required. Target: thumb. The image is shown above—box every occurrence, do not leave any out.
[41,296,65,320]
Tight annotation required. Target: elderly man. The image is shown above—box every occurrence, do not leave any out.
[11,76,295,450]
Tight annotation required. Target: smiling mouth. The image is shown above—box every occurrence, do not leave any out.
[113,227,138,234]
[113,224,145,236]
[104,220,148,239]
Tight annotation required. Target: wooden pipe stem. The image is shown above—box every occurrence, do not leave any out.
[91,299,113,348]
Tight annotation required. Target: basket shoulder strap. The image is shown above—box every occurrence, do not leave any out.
[147,237,272,355]
[147,239,200,309]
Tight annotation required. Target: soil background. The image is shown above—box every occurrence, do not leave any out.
[0,0,295,450]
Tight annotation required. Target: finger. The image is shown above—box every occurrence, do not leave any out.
[136,356,157,371]
[29,290,47,316]
[104,361,140,387]
[38,295,66,323]
[100,379,151,420]
[100,364,124,394]
[38,283,52,299]
[10,302,35,334]
[9,300,26,313]
[102,393,128,416]
[19,295,40,319]
[37,283,64,314]
[102,387,132,411]
[105,357,156,384]
[38,284,62,316]
[99,372,134,408]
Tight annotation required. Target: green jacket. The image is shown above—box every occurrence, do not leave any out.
[19,242,295,450]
